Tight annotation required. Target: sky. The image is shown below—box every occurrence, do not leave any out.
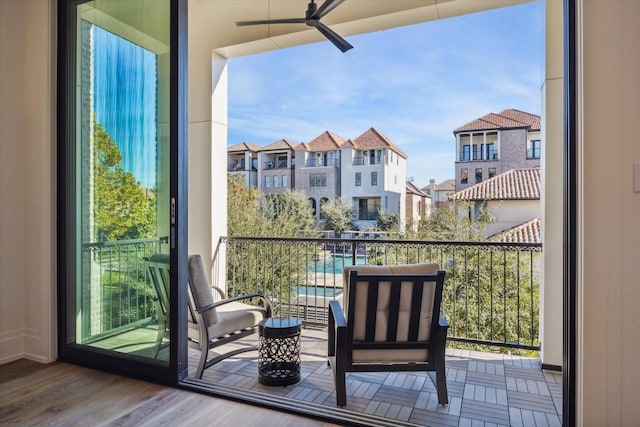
[227,1,544,187]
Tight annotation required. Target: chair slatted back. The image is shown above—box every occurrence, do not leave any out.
[347,271,445,354]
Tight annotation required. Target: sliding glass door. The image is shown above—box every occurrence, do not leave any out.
[58,0,187,383]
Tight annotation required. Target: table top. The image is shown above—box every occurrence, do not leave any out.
[260,317,301,329]
[259,317,301,337]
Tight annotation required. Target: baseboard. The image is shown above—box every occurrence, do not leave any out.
[0,328,53,365]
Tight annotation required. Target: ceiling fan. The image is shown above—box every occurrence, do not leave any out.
[236,0,353,52]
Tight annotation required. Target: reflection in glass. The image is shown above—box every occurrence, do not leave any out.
[75,2,170,362]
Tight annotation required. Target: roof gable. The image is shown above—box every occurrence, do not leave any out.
[451,168,540,201]
[454,109,541,133]
[352,127,407,158]
[260,138,297,151]
[227,142,261,153]
[301,131,346,151]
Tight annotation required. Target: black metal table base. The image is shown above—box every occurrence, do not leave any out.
[258,317,301,386]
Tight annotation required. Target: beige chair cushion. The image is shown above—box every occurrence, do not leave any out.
[187,301,268,341]
[188,254,217,325]
[342,262,440,312]
[343,263,440,364]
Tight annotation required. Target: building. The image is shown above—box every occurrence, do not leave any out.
[294,131,345,220]
[227,142,260,188]
[257,139,297,196]
[423,178,455,210]
[2,1,639,424]
[450,168,540,238]
[454,109,541,192]
[340,128,407,229]
[405,181,430,231]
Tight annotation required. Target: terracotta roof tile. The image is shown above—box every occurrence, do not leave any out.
[489,217,541,244]
[351,127,408,159]
[451,168,540,201]
[301,131,346,151]
[454,109,540,133]
[227,142,261,153]
[260,139,297,151]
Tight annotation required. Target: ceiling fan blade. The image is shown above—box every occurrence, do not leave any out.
[236,18,305,26]
[314,0,345,19]
[314,21,353,52]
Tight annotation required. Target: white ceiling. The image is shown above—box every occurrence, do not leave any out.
[188,0,531,58]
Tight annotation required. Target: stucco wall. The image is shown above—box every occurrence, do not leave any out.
[0,0,56,364]
[579,0,640,424]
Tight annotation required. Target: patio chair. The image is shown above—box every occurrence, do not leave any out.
[187,254,272,379]
[145,253,171,358]
[328,263,448,407]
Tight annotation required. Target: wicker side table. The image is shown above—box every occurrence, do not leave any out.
[258,317,302,386]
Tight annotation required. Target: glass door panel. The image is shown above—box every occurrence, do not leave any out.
[70,0,171,363]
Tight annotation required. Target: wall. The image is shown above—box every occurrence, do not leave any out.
[540,0,563,369]
[0,0,56,363]
[486,199,540,237]
[578,0,640,424]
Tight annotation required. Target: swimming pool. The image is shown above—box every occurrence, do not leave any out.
[307,255,367,274]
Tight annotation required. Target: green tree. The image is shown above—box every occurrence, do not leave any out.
[320,198,355,235]
[418,202,492,241]
[93,119,156,241]
[226,175,317,310]
[227,174,315,237]
[375,207,399,232]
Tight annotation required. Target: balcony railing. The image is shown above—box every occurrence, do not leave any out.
[81,236,167,341]
[215,236,542,351]
[458,150,499,161]
[304,158,337,168]
[263,160,289,170]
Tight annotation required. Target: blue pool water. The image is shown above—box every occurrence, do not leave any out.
[307,255,367,274]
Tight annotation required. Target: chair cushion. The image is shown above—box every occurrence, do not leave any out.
[187,301,267,341]
[352,348,429,363]
[342,262,440,313]
[188,254,217,325]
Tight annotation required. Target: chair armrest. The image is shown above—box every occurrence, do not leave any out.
[329,300,346,328]
[328,300,346,358]
[210,285,227,300]
[197,293,272,318]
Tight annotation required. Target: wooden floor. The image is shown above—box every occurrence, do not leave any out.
[0,359,338,427]
[4,327,562,427]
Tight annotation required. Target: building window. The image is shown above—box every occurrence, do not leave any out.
[527,139,541,159]
[376,150,382,164]
[282,175,288,188]
[475,168,483,183]
[488,167,496,179]
[310,173,327,187]
[371,171,378,186]
[265,175,271,188]
[357,198,380,220]
[486,143,496,160]
[473,144,481,160]
[462,145,470,161]
[273,175,279,187]
[355,172,361,186]
[309,198,316,217]
[461,168,468,184]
